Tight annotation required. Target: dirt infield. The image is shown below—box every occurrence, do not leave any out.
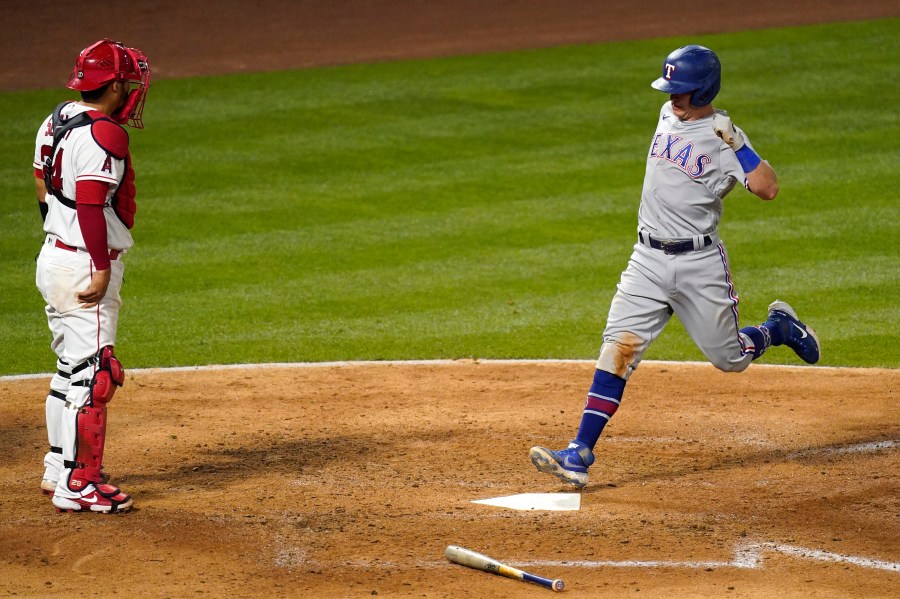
[1,362,898,597]
[4,1,899,597]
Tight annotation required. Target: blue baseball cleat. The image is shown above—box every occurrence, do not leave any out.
[529,440,594,489]
[766,300,820,364]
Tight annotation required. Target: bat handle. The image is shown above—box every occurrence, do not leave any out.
[521,571,565,592]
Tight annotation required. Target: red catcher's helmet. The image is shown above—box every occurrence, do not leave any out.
[66,39,151,128]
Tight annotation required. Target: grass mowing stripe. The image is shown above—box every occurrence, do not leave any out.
[1,19,898,373]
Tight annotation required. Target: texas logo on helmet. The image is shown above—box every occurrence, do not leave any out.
[651,45,721,107]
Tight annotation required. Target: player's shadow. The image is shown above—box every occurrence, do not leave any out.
[113,426,462,501]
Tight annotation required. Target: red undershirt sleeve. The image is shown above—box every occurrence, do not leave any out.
[75,180,112,271]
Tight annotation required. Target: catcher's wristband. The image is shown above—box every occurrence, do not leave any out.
[735,145,762,173]
[39,200,49,222]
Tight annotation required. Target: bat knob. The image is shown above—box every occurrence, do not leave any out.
[553,579,565,591]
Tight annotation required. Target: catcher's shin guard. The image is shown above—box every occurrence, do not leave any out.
[71,402,108,485]
[65,347,125,487]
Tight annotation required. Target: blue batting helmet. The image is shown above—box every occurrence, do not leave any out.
[650,45,721,107]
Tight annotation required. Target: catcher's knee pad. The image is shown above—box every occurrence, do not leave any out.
[89,346,125,405]
[596,333,645,380]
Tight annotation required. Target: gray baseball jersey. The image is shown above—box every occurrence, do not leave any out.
[638,102,752,238]
[597,102,756,379]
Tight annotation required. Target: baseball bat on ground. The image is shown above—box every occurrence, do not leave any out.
[445,545,564,592]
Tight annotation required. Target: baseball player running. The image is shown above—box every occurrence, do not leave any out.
[530,45,820,489]
[33,39,150,513]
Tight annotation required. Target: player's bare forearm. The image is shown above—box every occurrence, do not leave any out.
[35,177,47,203]
[75,268,111,308]
[746,160,778,201]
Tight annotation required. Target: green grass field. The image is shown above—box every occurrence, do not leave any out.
[1,19,898,375]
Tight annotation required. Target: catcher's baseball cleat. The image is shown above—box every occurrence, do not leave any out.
[41,468,111,497]
[530,441,594,489]
[52,483,133,514]
[766,300,820,364]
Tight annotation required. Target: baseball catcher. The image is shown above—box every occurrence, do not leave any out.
[33,39,150,513]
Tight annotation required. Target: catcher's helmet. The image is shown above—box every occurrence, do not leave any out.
[66,39,151,128]
[650,45,720,107]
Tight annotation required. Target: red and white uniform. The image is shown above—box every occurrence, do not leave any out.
[34,101,134,362]
[33,101,135,505]
[35,38,147,513]
[34,101,135,252]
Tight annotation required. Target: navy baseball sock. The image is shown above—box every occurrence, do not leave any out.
[740,325,772,360]
[575,369,626,451]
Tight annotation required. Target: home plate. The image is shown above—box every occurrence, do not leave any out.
[471,493,581,511]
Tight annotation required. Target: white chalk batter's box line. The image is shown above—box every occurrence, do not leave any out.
[515,542,900,573]
[340,542,899,573]
[1,358,886,382]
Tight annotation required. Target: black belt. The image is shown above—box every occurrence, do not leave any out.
[639,232,713,255]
